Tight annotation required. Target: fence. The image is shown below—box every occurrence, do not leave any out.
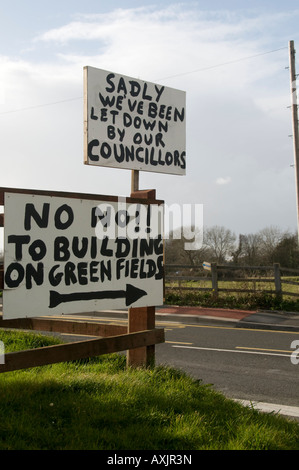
[165,263,299,299]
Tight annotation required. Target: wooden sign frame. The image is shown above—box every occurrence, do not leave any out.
[0,187,165,371]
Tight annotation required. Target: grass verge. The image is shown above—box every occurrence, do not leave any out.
[0,330,298,450]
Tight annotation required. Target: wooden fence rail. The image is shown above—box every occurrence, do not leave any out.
[0,325,164,373]
[0,313,165,373]
[165,263,299,298]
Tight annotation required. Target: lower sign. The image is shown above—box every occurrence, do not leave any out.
[3,192,164,319]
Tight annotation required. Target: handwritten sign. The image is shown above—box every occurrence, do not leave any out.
[84,66,186,175]
[3,192,164,319]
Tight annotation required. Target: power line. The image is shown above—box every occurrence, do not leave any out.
[156,46,288,81]
[0,96,82,115]
[0,46,288,115]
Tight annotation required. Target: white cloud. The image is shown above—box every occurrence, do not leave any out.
[216,177,232,185]
[32,6,287,81]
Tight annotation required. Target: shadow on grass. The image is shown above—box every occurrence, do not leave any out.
[0,331,298,450]
[0,358,299,450]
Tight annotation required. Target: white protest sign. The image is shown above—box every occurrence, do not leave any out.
[84,66,186,175]
[3,192,164,319]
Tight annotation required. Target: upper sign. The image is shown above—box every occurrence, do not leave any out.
[84,66,186,175]
[3,192,164,319]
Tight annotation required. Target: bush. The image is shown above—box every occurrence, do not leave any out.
[165,289,299,312]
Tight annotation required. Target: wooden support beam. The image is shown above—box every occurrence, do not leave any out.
[0,187,163,206]
[127,188,159,368]
[0,316,127,337]
[127,307,156,367]
[0,328,165,373]
[130,189,156,200]
[131,169,139,193]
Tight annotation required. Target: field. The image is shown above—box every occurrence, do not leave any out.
[165,276,299,311]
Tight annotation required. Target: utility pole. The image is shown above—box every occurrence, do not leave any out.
[289,40,299,245]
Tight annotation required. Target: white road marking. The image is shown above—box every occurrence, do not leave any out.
[172,345,291,357]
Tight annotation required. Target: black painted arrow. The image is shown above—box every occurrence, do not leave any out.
[49,284,147,309]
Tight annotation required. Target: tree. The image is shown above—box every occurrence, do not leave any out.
[203,225,236,264]
[258,226,288,264]
[236,233,263,265]
[165,227,211,268]
[272,234,299,268]
[164,224,299,269]
[233,227,292,266]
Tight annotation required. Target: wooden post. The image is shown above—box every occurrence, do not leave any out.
[127,306,156,368]
[274,263,282,299]
[211,262,218,298]
[127,187,157,368]
[131,170,139,193]
[289,41,299,246]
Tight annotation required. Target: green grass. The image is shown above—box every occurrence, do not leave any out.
[167,277,299,296]
[0,330,298,450]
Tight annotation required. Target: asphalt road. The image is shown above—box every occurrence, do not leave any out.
[70,311,299,418]
[155,319,299,410]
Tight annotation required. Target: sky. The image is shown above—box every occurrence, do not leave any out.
[1,0,299,249]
